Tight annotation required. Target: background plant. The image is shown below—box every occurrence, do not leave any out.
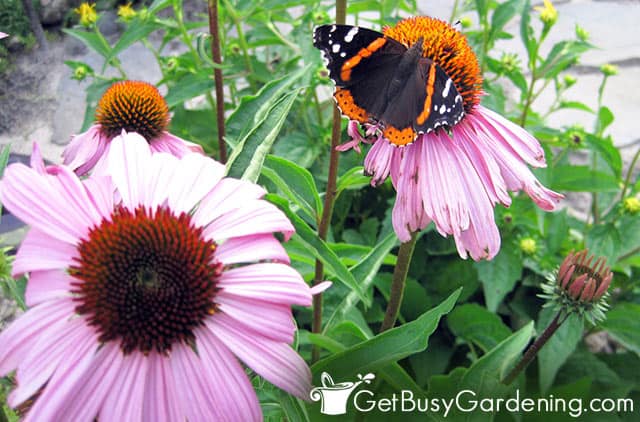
[1,0,639,420]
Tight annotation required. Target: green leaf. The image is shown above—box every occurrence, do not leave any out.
[537,41,591,79]
[537,309,584,392]
[80,78,118,132]
[586,223,621,263]
[226,66,309,147]
[475,245,523,312]
[447,303,512,353]
[600,303,640,356]
[164,71,214,108]
[474,0,489,21]
[312,289,461,378]
[520,0,536,64]
[262,155,322,222]
[551,165,619,192]
[597,106,615,134]
[107,20,162,63]
[266,194,368,304]
[544,210,568,254]
[584,134,622,178]
[427,323,534,422]
[335,166,370,198]
[63,28,111,59]
[489,0,522,42]
[227,90,301,182]
[324,232,398,331]
[559,101,594,113]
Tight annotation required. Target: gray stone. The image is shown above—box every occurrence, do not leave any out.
[39,0,70,26]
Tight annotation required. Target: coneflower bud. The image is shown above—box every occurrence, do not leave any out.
[540,249,612,324]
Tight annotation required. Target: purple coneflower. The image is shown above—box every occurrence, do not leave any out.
[323,17,563,260]
[1,132,312,421]
[62,80,203,175]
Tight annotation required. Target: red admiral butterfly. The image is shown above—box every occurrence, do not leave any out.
[313,24,465,146]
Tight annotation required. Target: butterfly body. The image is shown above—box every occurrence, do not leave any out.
[313,24,465,146]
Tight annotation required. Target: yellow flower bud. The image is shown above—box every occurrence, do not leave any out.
[74,3,98,28]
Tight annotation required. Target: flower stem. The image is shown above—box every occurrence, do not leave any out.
[311,0,347,363]
[207,0,228,163]
[379,232,418,333]
[502,311,566,385]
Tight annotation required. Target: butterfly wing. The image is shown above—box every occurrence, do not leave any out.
[313,24,407,122]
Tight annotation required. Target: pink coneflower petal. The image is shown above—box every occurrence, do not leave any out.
[101,353,147,421]
[13,229,77,276]
[107,131,151,210]
[0,164,100,244]
[193,178,266,228]
[58,343,123,421]
[196,327,262,421]
[310,280,333,295]
[171,344,224,420]
[62,125,108,176]
[2,127,312,418]
[22,331,98,421]
[0,299,75,376]
[475,106,546,166]
[217,295,296,343]
[218,263,312,306]
[11,317,91,405]
[150,132,205,156]
[204,199,295,241]
[208,313,312,399]
[0,32,7,39]
[25,270,73,306]
[364,140,396,186]
[165,152,225,214]
[143,352,181,422]
[216,233,290,265]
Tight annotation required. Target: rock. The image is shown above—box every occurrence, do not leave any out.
[39,0,70,26]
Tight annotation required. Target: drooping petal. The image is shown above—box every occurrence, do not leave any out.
[207,313,312,399]
[150,132,204,157]
[62,125,109,176]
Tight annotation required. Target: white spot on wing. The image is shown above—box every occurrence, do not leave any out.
[330,25,337,32]
[442,79,452,97]
[332,43,341,53]
[455,95,462,103]
[345,27,359,43]
[340,52,346,57]
[439,104,446,114]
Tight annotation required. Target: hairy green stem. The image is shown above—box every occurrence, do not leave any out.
[380,232,418,333]
[207,0,228,163]
[502,312,566,385]
[311,0,347,363]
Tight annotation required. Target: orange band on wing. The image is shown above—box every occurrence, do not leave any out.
[334,88,368,123]
[340,38,387,82]
[416,63,437,126]
[383,125,416,146]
